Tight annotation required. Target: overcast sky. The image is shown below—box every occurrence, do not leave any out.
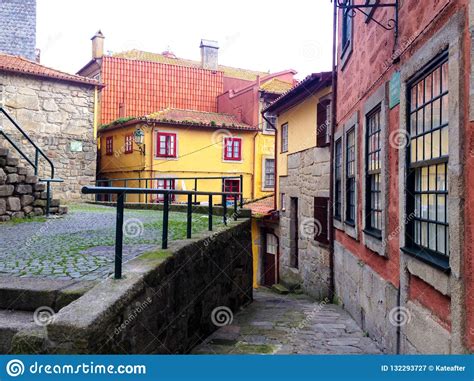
[37,0,333,79]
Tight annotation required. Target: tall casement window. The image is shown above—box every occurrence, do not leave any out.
[281,123,288,153]
[365,107,382,236]
[224,138,242,161]
[316,100,331,147]
[156,132,177,158]
[406,53,449,266]
[105,136,113,155]
[264,158,275,189]
[334,138,342,220]
[345,128,356,225]
[341,0,352,54]
[124,134,133,154]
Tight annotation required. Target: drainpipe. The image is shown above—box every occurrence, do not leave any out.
[261,113,277,211]
[329,0,338,303]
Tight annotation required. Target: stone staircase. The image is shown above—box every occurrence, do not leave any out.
[0,147,66,221]
[0,276,95,353]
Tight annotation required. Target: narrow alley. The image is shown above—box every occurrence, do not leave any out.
[193,289,381,355]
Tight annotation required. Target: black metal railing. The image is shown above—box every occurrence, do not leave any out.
[0,107,61,216]
[81,186,242,279]
[95,175,244,208]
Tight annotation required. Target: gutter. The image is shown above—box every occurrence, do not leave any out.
[261,113,278,211]
[329,0,337,303]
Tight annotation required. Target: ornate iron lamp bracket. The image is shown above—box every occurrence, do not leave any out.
[336,0,399,40]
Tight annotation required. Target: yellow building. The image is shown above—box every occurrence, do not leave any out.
[97,108,261,204]
[250,72,332,290]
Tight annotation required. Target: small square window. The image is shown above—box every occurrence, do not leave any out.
[156,132,177,158]
[124,134,133,154]
[224,138,242,161]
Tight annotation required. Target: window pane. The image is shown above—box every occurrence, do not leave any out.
[424,133,432,161]
[411,86,417,111]
[441,127,449,156]
[441,95,449,125]
[437,195,446,223]
[437,164,446,191]
[437,225,446,255]
[425,73,432,101]
[429,223,436,250]
[421,194,428,219]
[429,165,437,191]
[424,103,432,131]
[432,99,440,128]
[432,129,440,158]
[421,167,428,191]
[417,111,424,134]
[441,62,449,92]
[428,194,436,220]
[433,67,441,97]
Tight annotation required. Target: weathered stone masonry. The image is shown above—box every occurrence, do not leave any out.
[11,219,253,354]
[0,73,97,201]
[279,146,331,300]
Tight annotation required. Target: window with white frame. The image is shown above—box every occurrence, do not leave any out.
[266,233,278,255]
[263,158,275,189]
[281,123,288,153]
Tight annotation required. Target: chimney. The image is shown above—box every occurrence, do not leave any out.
[91,30,105,59]
[200,39,219,71]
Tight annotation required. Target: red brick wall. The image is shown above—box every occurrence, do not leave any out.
[335,0,472,351]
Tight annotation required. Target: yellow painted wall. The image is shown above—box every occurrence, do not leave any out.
[251,218,261,288]
[98,122,257,203]
[253,132,275,199]
[275,86,331,209]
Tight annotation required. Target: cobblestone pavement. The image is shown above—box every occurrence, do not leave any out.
[192,288,381,354]
[0,204,222,280]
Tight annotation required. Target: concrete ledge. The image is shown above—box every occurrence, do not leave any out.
[13,219,253,354]
[0,277,95,312]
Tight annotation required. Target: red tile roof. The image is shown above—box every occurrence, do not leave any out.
[100,108,256,131]
[263,72,332,115]
[0,53,99,87]
[113,49,270,81]
[143,108,255,130]
[246,196,275,216]
[100,57,224,124]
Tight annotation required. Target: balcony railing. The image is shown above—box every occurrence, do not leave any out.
[81,186,242,279]
[95,175,244,208]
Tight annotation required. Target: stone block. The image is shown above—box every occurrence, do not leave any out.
[0,168,6,184]
[6,156,19,166]
[22,206,33,214]
[33,207,44,216]
[15,184,32,194]
[0,215,11,222]
[21,195,34,206]
[0,185,14,197]
[11,211,25,219]
[7,197,21,211]
[7,174,19,184]
[0,158,6,167]
[34,183,46,192]
[17,167,28,175]
[0,198,6,215]
[0,148,9,157]
[24,175,38,184]
[33,199,47,207]
[4,166,17,174]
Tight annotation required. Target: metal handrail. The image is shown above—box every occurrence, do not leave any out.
[81,186,242,279]
[0,107,55,179]
[96,174,244,208]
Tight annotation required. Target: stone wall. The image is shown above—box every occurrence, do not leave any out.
[0,0,36,61]
[13,219,253,354]
[0,73,96,201]
[334,241,398,353]
[0,148,65,221]
[279,146,331,300]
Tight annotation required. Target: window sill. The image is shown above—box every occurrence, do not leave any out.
[401,246,450,272]
[363,228,382,240]
[344,220,355,227]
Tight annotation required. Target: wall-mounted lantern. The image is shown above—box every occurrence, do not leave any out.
[133,127,146,155]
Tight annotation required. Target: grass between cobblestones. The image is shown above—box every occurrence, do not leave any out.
[0,203,224,280]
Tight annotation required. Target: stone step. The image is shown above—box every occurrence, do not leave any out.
[0,309,37,354]
[0,276,95,312]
